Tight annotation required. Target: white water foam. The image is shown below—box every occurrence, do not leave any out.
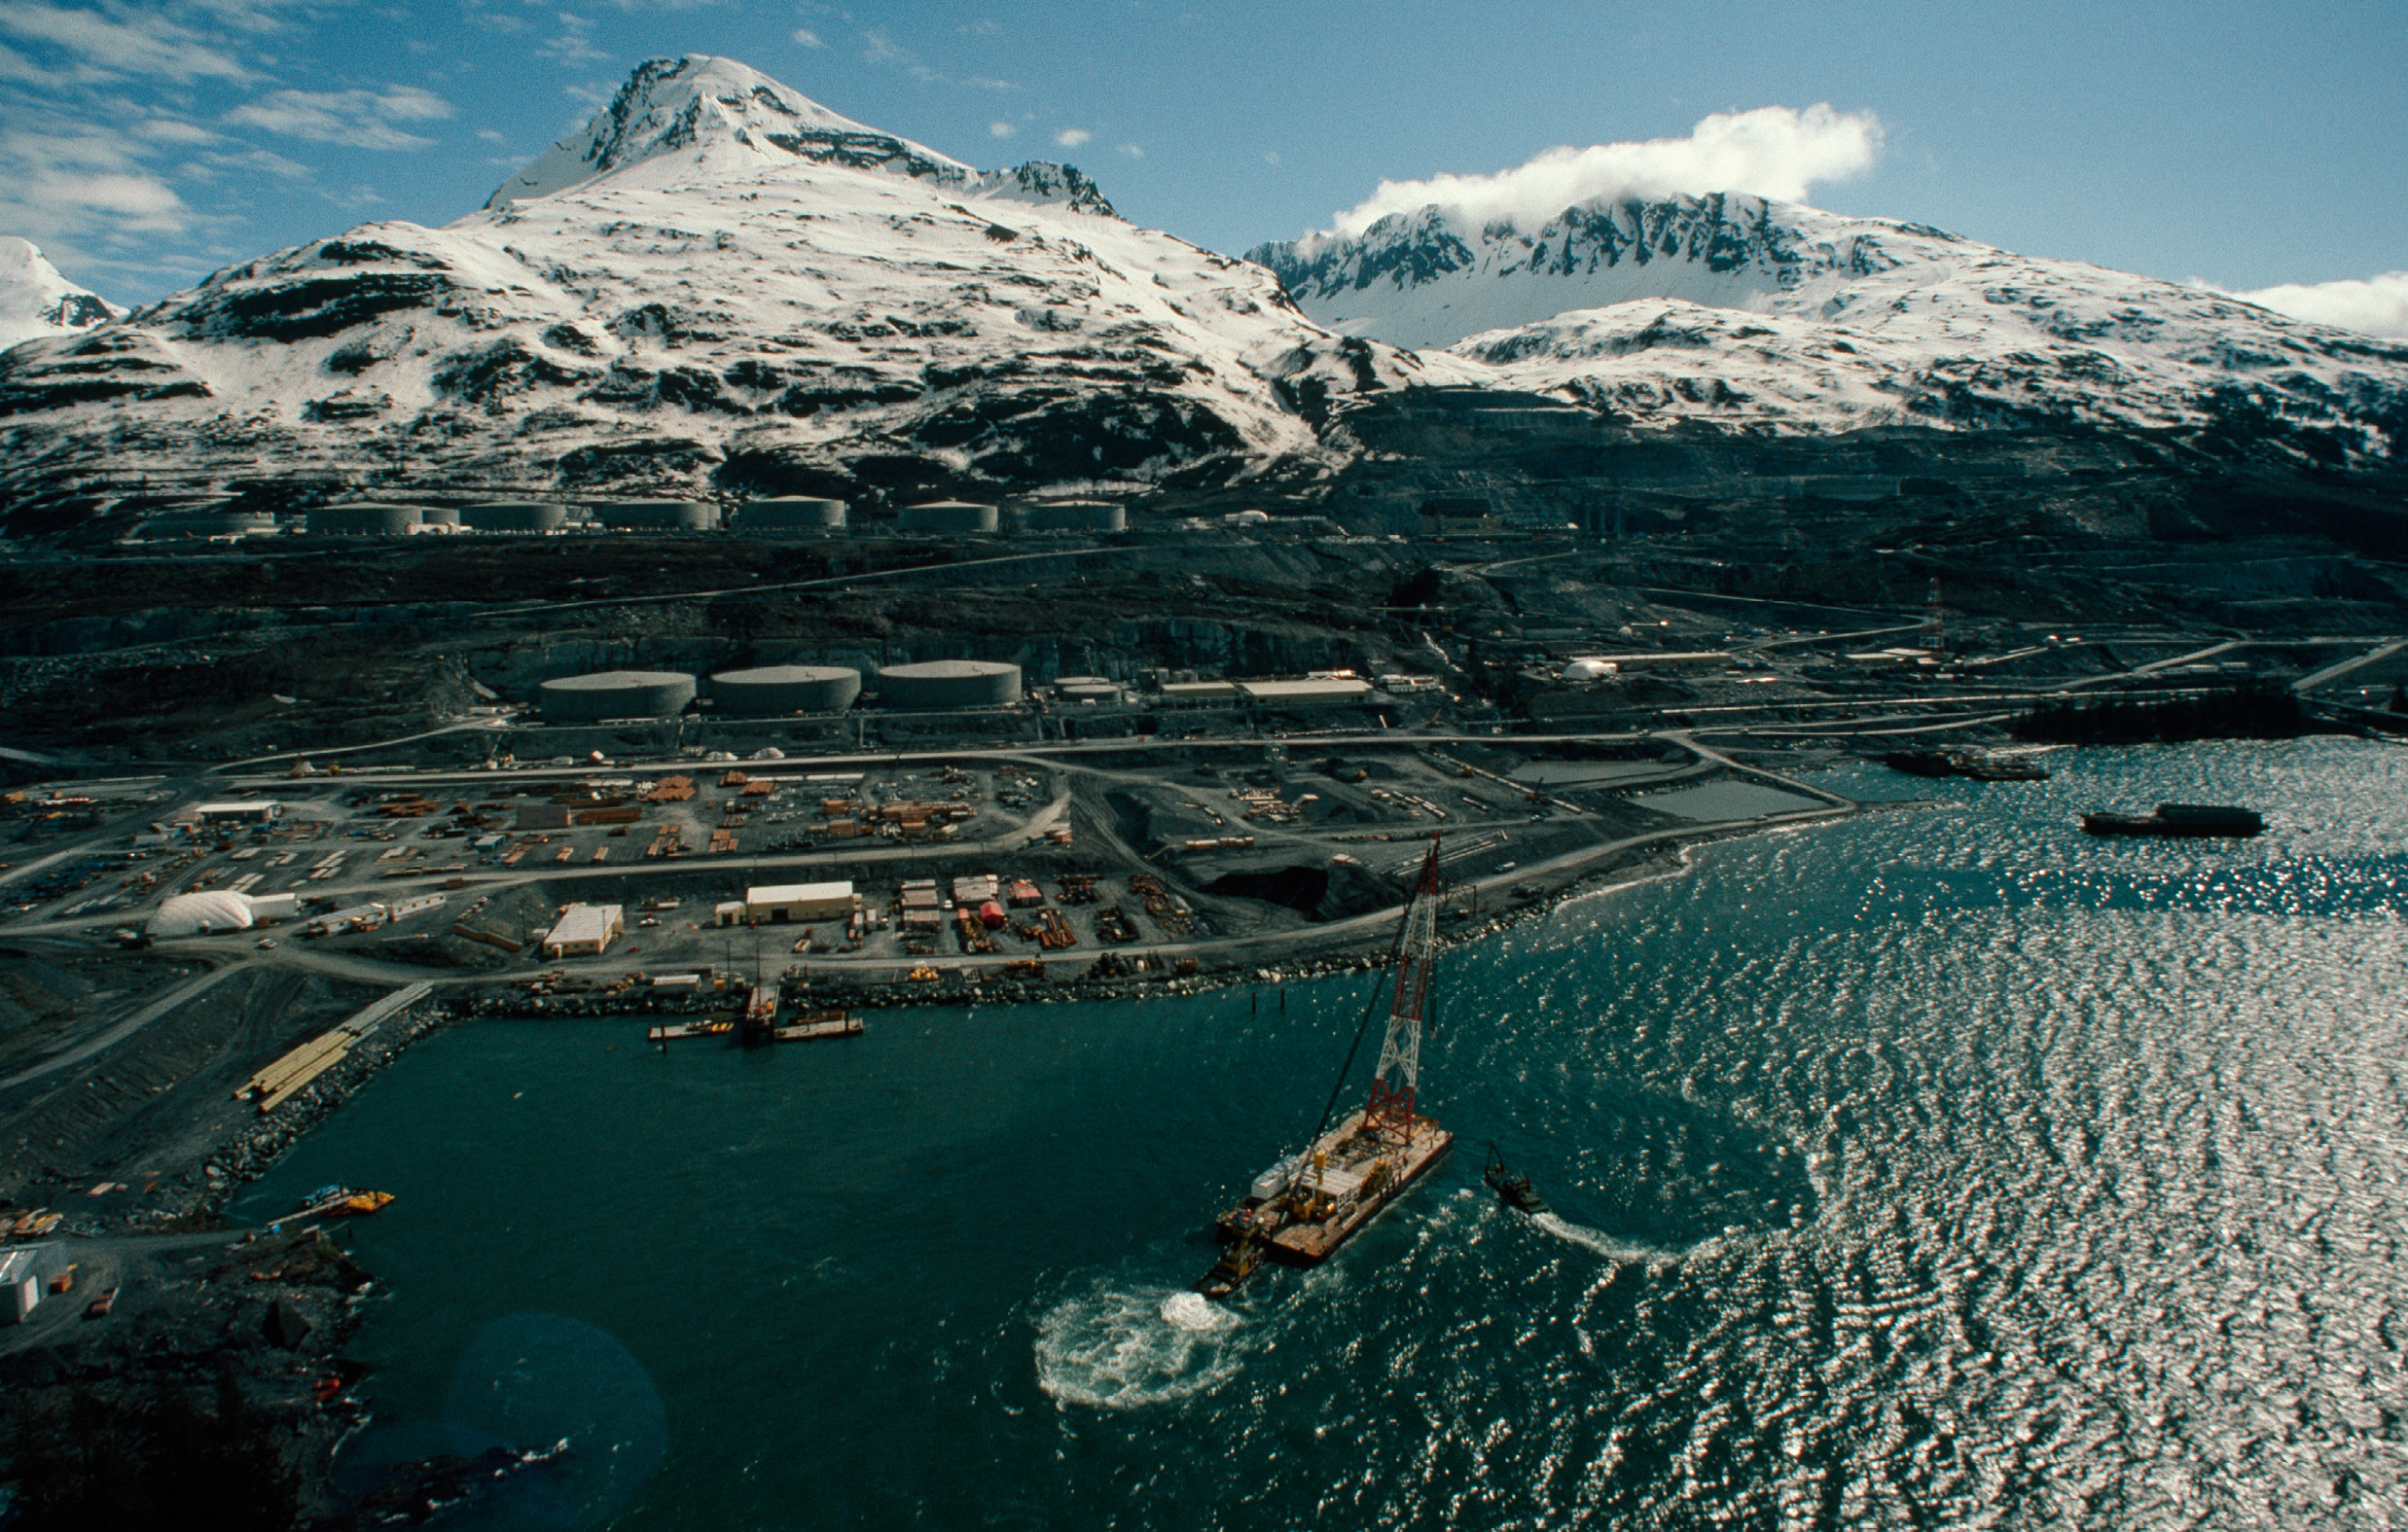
[1528,1212,1689,1268]
[1034,1282,1248,1409]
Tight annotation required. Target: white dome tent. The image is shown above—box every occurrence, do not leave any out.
[148,890,256,938]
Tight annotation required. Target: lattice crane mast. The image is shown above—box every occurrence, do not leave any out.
[1363,837,1442,1143]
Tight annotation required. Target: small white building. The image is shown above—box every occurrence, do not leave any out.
[743,881,857,923]
[714,900,748,928]
[541,903,625,958]
[195,801,282,825]
[0,1244,66,1324]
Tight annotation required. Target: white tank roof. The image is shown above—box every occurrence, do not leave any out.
[150,889,256,937]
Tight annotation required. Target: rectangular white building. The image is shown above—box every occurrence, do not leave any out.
[541,903,625,958]
[743,882,856,923]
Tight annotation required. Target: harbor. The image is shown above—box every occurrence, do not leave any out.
[206,737,2408,1530]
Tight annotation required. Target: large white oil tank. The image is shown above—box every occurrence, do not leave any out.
[739,497,847,532]
[309,503,421,536]
[1561,659,1620,682]
[710,665,863,715]
[538,670,698,722]
[1020,501,1126,534]
[463,501,569,533]
[896,501,999,535]
[595,500,718,531]
[875,659,1022,709]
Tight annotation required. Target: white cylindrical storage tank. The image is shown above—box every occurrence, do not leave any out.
[1059,681,1122,704]
[1024,501,1126,533]
[137,511,273,539]
[420,507,461,528]
[710,664,862,715]
[896,501,998,535]
[310,503,421,536]
[595,500,719,531]
[738,496,847,532]
[538,670,698,722]
[463,501,568,533]
[149,890,255,938]
[876,659,1022,709]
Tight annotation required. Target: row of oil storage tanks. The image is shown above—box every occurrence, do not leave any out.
[536,659,1024,721]
[265,497,1124,537]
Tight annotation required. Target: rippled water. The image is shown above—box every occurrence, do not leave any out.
[242,738,2408,1529]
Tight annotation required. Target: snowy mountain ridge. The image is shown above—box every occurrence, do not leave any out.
[487,56,1110,215]
[1248,194,2408,463]
[0,55,1430,517]
[0,238,121,351]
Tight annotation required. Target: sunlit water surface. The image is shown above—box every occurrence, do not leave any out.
[241,739,2408,1529]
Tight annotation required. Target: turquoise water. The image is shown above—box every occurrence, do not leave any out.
[239,739,2408,1529]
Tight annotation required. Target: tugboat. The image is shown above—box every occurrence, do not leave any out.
[1199,839,1456,1299]
[1482,1143,1550,1216]
[299,1185,395,1218]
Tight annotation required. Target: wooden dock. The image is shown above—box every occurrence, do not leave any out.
[772,1012,863,1042]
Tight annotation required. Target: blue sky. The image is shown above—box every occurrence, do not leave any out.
[4,0,2403,317]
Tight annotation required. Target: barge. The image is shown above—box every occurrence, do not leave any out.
[1201,838,1455,1299]
[2081,802,2263,837]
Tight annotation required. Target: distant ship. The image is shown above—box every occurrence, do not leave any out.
[2081,802,2264,837]
[1886,748,2049,782]
[1199,841,1456,1300]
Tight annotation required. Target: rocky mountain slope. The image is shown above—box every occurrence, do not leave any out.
[0,55,1432,525]
[1251,194,2408,467]
[0,238,119,350]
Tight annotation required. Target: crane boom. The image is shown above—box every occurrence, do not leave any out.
[1363,837,1441,1142]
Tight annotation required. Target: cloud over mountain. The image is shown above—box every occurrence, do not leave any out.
[2229,271,2408,339]
[1322,104,1881,238]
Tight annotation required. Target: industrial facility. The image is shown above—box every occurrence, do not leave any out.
[307,503,421,536]
[541,903,625,958]
[594,500,718,531]
[896,501,999,535]
[738,496,847,532]
[875,659,1022,709]
[710,665,862,715]
[537,670,699,722]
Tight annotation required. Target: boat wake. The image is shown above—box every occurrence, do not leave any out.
[1033,1281,1249,1409]
[1527,1212,1689,1267]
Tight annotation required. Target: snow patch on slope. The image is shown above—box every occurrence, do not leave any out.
[0,237,119,350]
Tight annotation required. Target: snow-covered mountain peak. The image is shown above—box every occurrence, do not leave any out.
[488,53,972,207]
[0,237,119,350]
[1250,192,1930,350]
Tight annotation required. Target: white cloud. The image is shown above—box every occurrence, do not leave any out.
[2225,271,2408,339]
[1325,103,1882,237]
[0,0,253,80]
[540,14,605,66]
[1117,142,1141,159]
[791,26,821,48]
[225,86,455,150]
[988,121,1013,137]
[135,117,219,145]
[1263,150,1279,165]
[475,126,504,142]
[1054,127,1090,148]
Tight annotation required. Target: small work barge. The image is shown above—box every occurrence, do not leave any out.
[1200,839,1455,1300]
[647,983,861,1044]
[2081,802,2264,838]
